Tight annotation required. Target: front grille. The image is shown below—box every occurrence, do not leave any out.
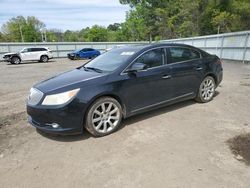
[28,88,43,106]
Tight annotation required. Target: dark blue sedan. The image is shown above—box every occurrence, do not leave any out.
[67,48,101,60]
[27,43,223,137]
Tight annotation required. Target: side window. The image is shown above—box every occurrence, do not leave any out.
[30,48,38,52]
[190,49,200,59]
[169,47,200,63]
[133,48,165,69]
[27,48,32,52]
[21,48,28,53]
[36,48,46,51]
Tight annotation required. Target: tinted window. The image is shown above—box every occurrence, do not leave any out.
[30,48,46,52]
[87,48,94,51]
[133,48,165,69]
[169,47,200,63]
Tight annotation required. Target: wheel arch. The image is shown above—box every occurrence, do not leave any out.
[40,54,49,59]
[11,55,21,60]
[204,73,217,85]
[86,93,127,119]
[81,93,126,133]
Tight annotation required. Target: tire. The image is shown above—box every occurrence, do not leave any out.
[40,55,48,62]
[195,76,216,103]
[85,97,123,137]
[11,56,21,64]
[74,55,80,60]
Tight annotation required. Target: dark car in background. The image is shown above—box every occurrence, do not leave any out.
[27,43,223,137]
[67,48,101,60]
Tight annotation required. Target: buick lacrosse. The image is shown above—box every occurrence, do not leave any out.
[27,43,223,137]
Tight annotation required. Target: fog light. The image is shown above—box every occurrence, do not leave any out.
[51,123,59,129]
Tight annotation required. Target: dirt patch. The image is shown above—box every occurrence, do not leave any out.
[240,82,250,87]
[0,112,26,129]
[227,133,250,165]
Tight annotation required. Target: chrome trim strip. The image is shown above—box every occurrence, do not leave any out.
[131,92,194,113]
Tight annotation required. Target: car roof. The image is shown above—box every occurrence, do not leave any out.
[111,43,201,54]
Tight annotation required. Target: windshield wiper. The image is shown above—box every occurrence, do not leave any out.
[83,66,103,73]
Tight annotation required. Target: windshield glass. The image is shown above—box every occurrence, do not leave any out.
[84,49,136,72]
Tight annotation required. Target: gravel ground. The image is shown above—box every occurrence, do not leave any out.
[0,59,250,188]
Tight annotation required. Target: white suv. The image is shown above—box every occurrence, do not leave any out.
[3,47,53,64]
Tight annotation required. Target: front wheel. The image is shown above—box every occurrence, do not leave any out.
[11,57,21,64]
[195,76,216,103]
[85,97,122,137]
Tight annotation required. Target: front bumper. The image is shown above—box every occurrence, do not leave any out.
[3,57,11,62]
[27,101,86,135]
[67,54,76,60]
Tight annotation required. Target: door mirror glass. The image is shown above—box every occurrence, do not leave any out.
[127,62,148,72]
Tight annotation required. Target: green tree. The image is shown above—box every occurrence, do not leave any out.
[1,16,45,42]
[84,25,108,42]
[63,30,79,42]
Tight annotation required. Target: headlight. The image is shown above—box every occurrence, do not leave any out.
[42,88,80,105]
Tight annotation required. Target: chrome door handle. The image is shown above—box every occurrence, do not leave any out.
[196,67,203,71]
[162,75,172,79]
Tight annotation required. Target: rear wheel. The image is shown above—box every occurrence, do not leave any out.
[85,97,122,137]
[40,55,48,62]
[11,57,21,64]
[195,76,215,103]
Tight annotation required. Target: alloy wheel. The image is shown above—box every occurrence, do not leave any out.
[13,57,20,64]
[92,102,120,133]
[41,56,48,62]
[200,77,215,101]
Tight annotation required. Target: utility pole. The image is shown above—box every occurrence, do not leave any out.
[18,23,24,42]
[41,28,47,42]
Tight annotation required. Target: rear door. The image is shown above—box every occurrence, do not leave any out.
[29,48,41,60]
[167,47,204,97]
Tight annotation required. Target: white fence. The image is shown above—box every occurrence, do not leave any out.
[0,31,249,63]
[161,30,250,63]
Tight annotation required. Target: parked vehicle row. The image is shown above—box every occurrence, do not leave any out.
[3,47,53,64]
[27,43,223,137]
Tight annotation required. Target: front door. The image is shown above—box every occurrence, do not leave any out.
[119,48,174,113]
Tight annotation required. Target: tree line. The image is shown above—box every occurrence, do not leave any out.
[0,0,249,42]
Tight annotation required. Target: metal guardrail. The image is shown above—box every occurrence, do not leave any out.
[161,30,250,63]
[0,31,249,63]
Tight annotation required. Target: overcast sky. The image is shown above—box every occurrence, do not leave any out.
[0,0,130,31]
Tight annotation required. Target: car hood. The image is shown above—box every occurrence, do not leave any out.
[3,52,18,56]
[35,68,108,93]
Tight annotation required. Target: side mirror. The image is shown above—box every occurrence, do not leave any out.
[126,62,148,73]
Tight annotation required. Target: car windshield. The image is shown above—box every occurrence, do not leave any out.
[83,49,137,72]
